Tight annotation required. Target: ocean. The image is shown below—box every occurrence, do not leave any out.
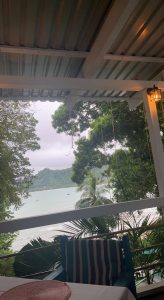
[12,187,82,251]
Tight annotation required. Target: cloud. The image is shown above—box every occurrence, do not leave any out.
[27,101,75,173]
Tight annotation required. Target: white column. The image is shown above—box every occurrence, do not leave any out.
[143,90,164,203]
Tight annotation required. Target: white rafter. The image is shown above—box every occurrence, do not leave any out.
[0,45,88,58]
[104,53,164,63]
[0,76,163,92]
[83,0,140,77]
[0,94,141,106]
[0,45,164,64]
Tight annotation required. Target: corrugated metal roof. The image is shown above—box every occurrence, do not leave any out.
[0,0,163,101]
[0,0,111,50]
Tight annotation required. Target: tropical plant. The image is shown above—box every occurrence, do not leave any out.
[61,217,117,238]
[76,172,112,208]
[13,237,61,279]
[144,219,164,280]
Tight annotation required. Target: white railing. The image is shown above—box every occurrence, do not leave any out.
[0,196,164,234]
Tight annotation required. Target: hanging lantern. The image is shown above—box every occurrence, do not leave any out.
[147,85,162,102]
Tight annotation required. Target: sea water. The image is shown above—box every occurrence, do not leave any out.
[12,187,82,251]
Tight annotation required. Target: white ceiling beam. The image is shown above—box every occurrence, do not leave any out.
[0,76,163,91]
[104,53,164,63]
[76,96,140,103]
[65,95,141,110]
[0,94,141,106]
[83,0,140,77]
[0,45,88,58]
[0,96,66,102]
[1,45,164,64]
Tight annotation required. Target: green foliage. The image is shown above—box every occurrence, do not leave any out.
[116,212,164,285]
[108,150,157,202]
[0,101,40,209]
[14,237,61,278]
[71,138,106,184]
[76,172,112,208]
[0,233,16,276]
[30,168,77,191]
[0,101,40,275]
[145,220,164,278]
[52,101,160,201]
[52,102,102,136]
[62,217,117,238]
[0,257,15,276]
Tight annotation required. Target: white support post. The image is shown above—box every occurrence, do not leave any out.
[143,90,164,215]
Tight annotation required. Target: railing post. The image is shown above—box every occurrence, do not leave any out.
[143,90,164,217]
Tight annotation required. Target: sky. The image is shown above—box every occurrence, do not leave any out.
[27,101,75,173]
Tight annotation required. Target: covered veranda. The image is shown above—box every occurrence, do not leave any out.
[0,0,164,299]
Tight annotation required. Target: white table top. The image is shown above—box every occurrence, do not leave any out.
[0,276,135,300]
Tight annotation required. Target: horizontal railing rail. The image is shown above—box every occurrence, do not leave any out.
[0,244,56,260]
[134,261,164,272]
[0,196,163,233]
[132,242,164,254]
[85,222,164,239]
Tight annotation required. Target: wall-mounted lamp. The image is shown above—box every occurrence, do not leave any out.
[147,85,162,102]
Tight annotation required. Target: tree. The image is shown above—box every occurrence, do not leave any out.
[0,101,40,275]
[107,149,157,202]
[0,101,40,212]
[52,101,159,200]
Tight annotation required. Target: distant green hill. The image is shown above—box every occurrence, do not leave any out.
[29,168,77,192]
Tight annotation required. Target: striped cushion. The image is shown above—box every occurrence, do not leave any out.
[63,239,123,285]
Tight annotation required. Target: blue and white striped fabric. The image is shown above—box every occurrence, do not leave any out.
[63,239,123,285]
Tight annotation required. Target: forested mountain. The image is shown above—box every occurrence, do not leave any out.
[30,168,77,191]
